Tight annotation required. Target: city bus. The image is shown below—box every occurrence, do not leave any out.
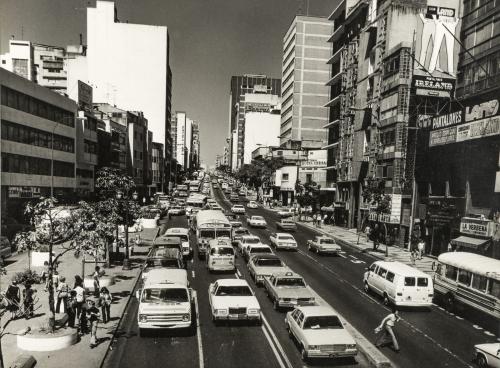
[185,194,208,216]
[194,210,231,259]
[434,252,500,319]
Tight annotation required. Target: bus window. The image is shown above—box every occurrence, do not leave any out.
[445,265,458,281]
[487,279,500,299]
[471,274,488,293]
[417,277,428,287]
[404,277,416,287]
[458,269,472,286]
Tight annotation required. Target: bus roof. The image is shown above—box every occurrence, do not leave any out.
[438,252,500,280]
[196,210,230,226]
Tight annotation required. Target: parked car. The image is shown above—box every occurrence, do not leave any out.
[307,236,341,255]
[276,218,297,231]
[247,215,267,228]
[231,205,245,214]
[277,208,294,218]
[473,342,500,368]
[247,201,259,209]
[247,254,289,285]
[208,279,261,323]
[263,271,315,310]
[363,261,434,307]
[285,305,358,362]
[243,244,273,262]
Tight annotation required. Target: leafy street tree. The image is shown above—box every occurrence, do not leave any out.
[14,197,80,332]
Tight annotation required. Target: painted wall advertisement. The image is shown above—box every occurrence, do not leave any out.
[460,217,494,237]
[429,91,500,147]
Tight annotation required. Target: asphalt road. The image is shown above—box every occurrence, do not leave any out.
[102,185,498,368]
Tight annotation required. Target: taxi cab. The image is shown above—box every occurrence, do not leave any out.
[207,238,235,272]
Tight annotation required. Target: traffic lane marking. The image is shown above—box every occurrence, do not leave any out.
[193,291,205,368]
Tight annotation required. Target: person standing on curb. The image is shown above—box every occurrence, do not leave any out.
[417,239,425,260]
[99,287,112,324]
[375,307,401,352]
[312,213,317,227]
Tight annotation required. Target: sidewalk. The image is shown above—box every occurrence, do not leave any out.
[263,205,436,275]
[1,226,158,368]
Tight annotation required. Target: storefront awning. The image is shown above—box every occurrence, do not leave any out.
[450,236,489,249]
[320,187,336,191]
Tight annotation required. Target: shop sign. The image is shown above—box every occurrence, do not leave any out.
[432,111,462,130]
[8,186,41,198]
[456,115,500,142]
[369,212,400,224]
[460,217,493,237]
[78,80,93,110]
[413,75,455,97]
[465,99,499,123]
[429,126,457,147]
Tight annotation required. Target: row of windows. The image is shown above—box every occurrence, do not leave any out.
[444,265,500,299]
[84,117,97,132]
[1,86,74,127]
[134,150,144,160]
[76,168,94,179]
[460,51,500,85]
[1,152,74,177]
[1,120,75,153]
[84,139,98,154]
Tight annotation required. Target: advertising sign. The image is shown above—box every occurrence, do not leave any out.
[460,217,493,237]
[77,80,93,110]
[432,110,462,129]
[413,74,455,97]
[429,126,457,147]
[456,115,500,143]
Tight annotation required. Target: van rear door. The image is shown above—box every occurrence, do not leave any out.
[401,276,432,304]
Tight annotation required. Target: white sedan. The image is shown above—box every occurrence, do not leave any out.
[269,232,298,251]
[208,279,261,323]
[231,205,246,214]
[236,235,263,254]
[285,306,357,362]
[247,201,259,209]
[247,215,267,228]
[474,342,500,368]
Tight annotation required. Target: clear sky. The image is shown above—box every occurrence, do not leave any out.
[0,0,338,166]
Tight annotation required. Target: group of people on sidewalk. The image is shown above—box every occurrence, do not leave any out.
[4,280,36,320]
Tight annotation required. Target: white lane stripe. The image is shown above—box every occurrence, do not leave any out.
[192,271,195,278]
[261,324,286,368]
[338,253,348,259]
[261,314,294,368]
[236,269,242,278]
[348,254,358,260]
[193,292,205,368]
[485,331,495,336]
[297,249,473,367]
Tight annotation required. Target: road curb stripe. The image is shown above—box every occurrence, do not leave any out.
[194,291,205,368]
[261,315,294,368]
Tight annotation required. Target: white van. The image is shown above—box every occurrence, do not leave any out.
[207,238,235,272]
[136,268,193,335]
[363,261,434,307]
[164,228,191,257]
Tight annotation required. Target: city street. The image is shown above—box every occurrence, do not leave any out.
[101,185,499,368]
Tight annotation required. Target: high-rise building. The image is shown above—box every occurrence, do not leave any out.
[191,122,201,170]
[279,16,333,150]
[66,0,172,178]
[229,74,281,170]
[1,68,78,216]
[0,40,36,81]
[172,111,195,171]
[242,93,281,165]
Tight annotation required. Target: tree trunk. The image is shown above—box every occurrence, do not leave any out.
[48,234,55,332]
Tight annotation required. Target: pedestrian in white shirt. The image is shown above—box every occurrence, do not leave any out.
[417,239,425,260]
[375,308,401,352]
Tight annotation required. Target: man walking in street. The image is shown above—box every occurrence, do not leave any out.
[375,307,401,352]
[417,239,425,260]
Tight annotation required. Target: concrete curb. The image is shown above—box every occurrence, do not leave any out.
[98,226,160,368]
[17,328,78,352]
[10,354,36,368]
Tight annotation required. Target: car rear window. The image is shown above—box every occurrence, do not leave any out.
[404,277,416,286]
[417,277,429,287]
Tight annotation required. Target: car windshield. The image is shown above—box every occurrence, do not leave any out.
[167,234,188,241]
[251,247,271,254]
[215,286,253,296]
[141,288,188,303]
[146,259,180,268]
[244,238,260,244]
[200,230,216,238]
[279,235,294,241]
[303,315,343,329]
[320,238,335,244]
[253,216,264,220]
[235,229,250,235]
[256,259,283,267]
[282,220,293,224]
[276,278,305,287]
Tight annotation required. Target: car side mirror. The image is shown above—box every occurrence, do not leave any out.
[135,289,142,299]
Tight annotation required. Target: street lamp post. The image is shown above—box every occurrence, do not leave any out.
[116,189,138,270]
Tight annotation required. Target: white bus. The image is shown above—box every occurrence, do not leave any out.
[434,252,500,319]
[194,210,231,259]
[186,194,207,216]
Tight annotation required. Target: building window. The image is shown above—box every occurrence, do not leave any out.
[53,160,75,177]
[12,58,29,79]
[282,173,289,181]
[1,120,74,153]
[1,87,74,127]
[84,139,97,154]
